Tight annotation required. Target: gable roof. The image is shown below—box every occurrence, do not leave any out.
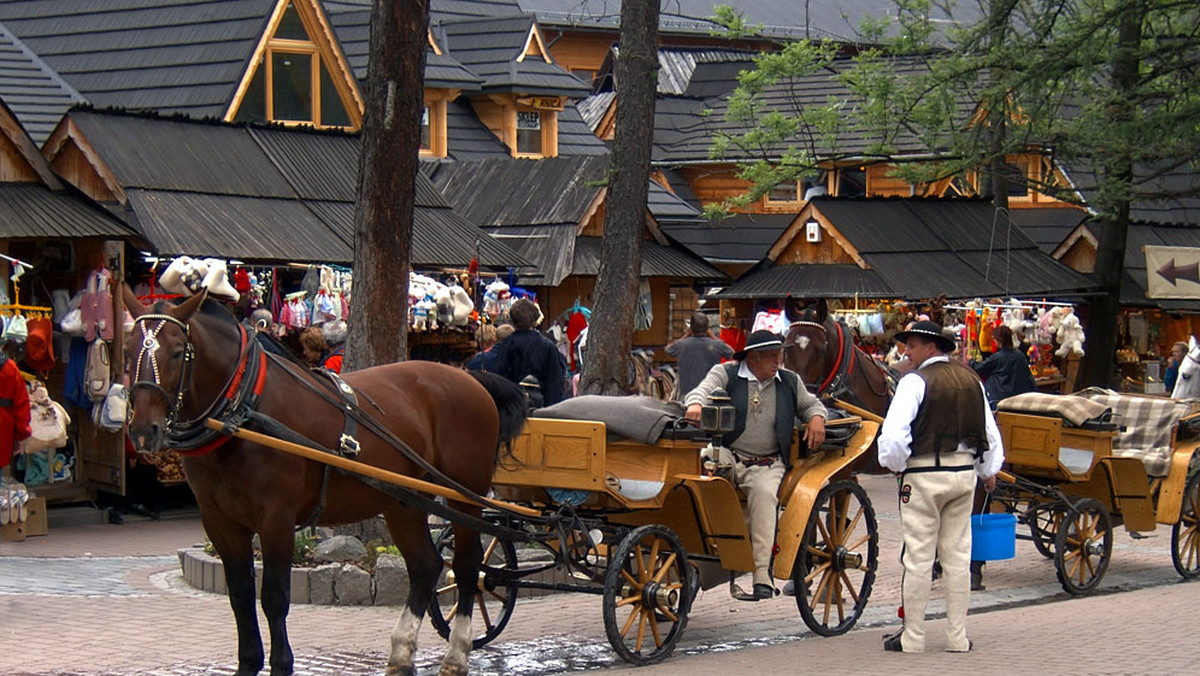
[652,56,976,164]
[0,0,276,119]
[54,109,526,266]
[719,197,1096,299]
[0,99,137,239]
[661,212,794,265]
[0,21,85,145]
[439,15,590,96]
[322,4,484,90]
[519,0,983,43]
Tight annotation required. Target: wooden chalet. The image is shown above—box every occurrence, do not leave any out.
[429,155,726,346]
[0,98,142,502]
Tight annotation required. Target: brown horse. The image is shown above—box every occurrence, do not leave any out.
[122,286,526,676]
[783,299,893,473]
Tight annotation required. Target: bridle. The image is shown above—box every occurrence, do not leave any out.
[130,313,195,430]
[784,317,890,401]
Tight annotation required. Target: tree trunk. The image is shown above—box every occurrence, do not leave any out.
[343,0,428,372]
[1080,3,1142,388]
[578,0,659,395]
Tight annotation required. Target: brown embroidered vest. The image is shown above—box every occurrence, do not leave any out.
[911,360,988,462]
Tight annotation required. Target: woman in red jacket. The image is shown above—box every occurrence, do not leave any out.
[0,348,32,470]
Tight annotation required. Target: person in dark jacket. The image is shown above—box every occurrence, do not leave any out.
[1164,341,1187,394]
[666,311,733,400]
[465,323,514,372]
[495,299,565,406]
[972,325,1036,408]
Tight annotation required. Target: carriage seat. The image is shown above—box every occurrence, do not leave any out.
[535,395,692,444]
[1000,389,1200,477]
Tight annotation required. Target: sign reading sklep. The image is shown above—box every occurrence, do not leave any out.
[1145,245,1200,299]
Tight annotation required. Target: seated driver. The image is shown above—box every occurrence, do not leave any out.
[684,329,826,600]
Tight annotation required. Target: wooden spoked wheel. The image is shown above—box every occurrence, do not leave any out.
[429,527,519,649]
[1028,502,1064,559]
[1053,498,1112,595]
[1171,469,1200,580]
[793,480,878,636]
[602,524,692,665]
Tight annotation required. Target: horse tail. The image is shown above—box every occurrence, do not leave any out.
[469,371,528,463]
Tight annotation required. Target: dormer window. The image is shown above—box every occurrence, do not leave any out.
[516,111,543,155]
[421,107,431,150]
[229,1,361,129]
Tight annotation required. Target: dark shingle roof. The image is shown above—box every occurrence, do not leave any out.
[573,236,724,280]
[444,98,511,160]
[440,15,589,96]
[661,212,793,264]
[323,5,483,90]
[718,198,1097,299]
[518,0,983,43]
[716,263,892,299]
[430,155,609,227]
[1066,163,1200,226]
[1010,207,1090,254]
[68,109,526,267]
[556,103,608,156]
[658,48,756,97]
[0,0,274,118]
[653,56,976,164]
[0,21,85,145]
[576,92,613,132]
[0,183,138,239]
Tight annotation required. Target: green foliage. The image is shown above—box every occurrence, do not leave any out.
[293,528,320,566]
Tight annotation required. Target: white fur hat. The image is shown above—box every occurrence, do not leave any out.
[322,319,347,345]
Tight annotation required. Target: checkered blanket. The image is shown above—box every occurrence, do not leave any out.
[1073,388,1200,477]
[997,393,1112,427]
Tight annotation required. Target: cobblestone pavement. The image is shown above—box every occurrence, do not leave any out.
[1,475,1193,676]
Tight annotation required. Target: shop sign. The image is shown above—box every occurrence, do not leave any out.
[1145,245,1200,298]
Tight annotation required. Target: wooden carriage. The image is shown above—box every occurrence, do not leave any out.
[990,391,1200,595]
[421,411,883,664]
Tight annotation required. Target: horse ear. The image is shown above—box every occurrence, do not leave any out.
[815,298,829,323]
[171,289,208,322]
[122,283,148,318]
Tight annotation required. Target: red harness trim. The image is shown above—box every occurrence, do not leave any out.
[176,328,267,458]
[816,321,857,395]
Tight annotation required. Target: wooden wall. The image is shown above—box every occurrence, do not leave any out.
[544,32,613,80]
[48,140,121,203]
[774,229,858,265]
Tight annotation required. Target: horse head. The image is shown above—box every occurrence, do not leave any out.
[1174,335,1200,399]
[783,298,834,390]
[123,284,209,453]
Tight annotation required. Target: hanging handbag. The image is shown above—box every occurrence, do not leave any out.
[97,383,127,432]
[20,381,69,454]
[85,338,111,402]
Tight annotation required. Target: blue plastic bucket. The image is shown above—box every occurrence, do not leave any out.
[971,513,1017,561]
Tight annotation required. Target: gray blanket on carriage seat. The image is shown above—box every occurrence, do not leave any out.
[535,396,686,444]
[997,392,1112,427]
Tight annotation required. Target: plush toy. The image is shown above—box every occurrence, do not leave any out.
[1055,309,1086,357]
[412,295,438,332]
[1035,307,1054,345]
[483,280,511,317]
[438,284,474,327]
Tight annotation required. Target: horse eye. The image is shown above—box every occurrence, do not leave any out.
[172,350,185,361]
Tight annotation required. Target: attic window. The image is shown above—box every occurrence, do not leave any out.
[421,107,431,150]
[837,167,867,198]
[231,0,357,129]
[516,111,543,155]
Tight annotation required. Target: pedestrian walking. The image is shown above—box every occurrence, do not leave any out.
[878,320,1004,653]
[666,312,733,400]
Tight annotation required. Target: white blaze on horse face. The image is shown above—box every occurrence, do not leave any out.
[795,335,811,351]
[387,607,422,674]
[1173,341,1200,399]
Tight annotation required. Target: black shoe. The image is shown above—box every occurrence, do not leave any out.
[782,579,796,596]
[931,560,943,581]
[752,583,775,600]
[883,632,904,652]
[107,509,124,525]
[970,561,985,591]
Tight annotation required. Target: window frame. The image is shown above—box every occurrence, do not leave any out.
[512,107,557,159]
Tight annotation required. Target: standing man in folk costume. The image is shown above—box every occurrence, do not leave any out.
[683,330,827,600]
[878,320,1004,653]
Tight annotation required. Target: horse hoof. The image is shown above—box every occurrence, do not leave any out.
[385,667,416,676]
[439,664,469,676]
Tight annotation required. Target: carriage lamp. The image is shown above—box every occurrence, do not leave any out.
[701,389,736,434]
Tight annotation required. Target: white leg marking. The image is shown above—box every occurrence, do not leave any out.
[387,607,423,672]
[441,611,473,675]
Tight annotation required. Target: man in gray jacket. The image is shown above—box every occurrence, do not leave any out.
[683,330,827,599]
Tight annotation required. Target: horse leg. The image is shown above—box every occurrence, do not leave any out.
[440,511,484,676]
[204,515,264,676]
[382,504,442,676]
[258,521,297,676]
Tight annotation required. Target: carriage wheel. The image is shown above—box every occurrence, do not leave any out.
[1171,470,1200,579]
[1053,498,1112,595]
[602,524,692,665]
[1028,502,1064,559]
[793,480,878,636]
[429,527,519,649]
